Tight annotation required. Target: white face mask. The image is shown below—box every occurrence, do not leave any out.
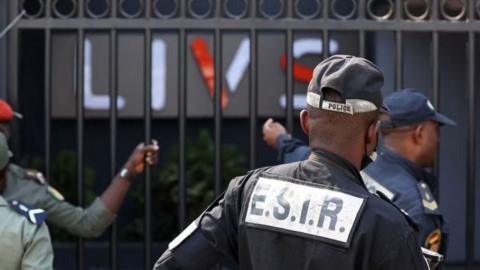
[360,154,373,170]
[361,120,381,170]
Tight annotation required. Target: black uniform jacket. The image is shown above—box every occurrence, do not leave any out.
[155,150,428,270]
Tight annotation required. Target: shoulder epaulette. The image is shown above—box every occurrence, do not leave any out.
[46,185,65,201]
[24,169,47,185]
[8,200,47,225]
[417,181,439,214]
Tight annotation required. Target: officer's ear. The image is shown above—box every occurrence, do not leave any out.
[413,123,425,144]
[300,110,310,135]
[366,120,380,145]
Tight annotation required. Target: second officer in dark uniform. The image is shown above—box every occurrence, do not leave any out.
[154,55,428,270]
[362,89,456,257]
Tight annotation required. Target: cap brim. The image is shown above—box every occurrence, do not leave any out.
[431,112,456,126]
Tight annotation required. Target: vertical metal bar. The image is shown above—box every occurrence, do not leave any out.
[44,0,51,179]
[322,0,328,19]
[213,0,223,197]
[431,0,438,20]
[7,1,20,157]
[111,0,117,18]
[466,2,476,268]
[358,0,366,57]
[285,29,293,134]
[177,0,188,233]
[395,0,403,90]
[323,30,329,59]
[214,29,222,196]
[322,0,329,59]
[7,0,18,103]
[249,28,257,170]
[213,16,223,270]
[432,34,439,122]
[45,0,51,18]
[431,30,439,198]
[0,1,6,99]
[144,28,152,270]
[282,0,293,132]
[75,15,85,258]
[358,0,365,19]
[216,0,221,17]
[178,29,187,230]
[395,31,402,90]
[177,0,188,232]
[44,28,51,179]
[286,0,293,18]
[469,0,475,21]
[109,28,118,270]
[358,30,365,58]
[76,28,85,270]
[145,0,151,18]
[250,0,256,17]
[180,0,187,17]
[78,0,85,18]
[395,0,402,20]
[286,1,294,133]
[465,30,476,270]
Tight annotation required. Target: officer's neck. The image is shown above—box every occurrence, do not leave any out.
[310,143,363,170]
[383,144,423,167]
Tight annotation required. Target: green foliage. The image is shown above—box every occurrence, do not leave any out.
[163,129,246,218]
[123,129,246,240]
[32,151,96,241]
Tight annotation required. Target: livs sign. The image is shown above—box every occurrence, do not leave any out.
[51,32,352,118]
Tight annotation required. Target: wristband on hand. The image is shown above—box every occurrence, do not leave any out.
[119,168,134,181]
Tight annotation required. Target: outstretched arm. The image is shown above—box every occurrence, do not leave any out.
[100,141,159,213]
[262,118,310,163]
[31,141,159,238]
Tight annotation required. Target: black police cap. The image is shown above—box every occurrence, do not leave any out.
[306,55,387,115]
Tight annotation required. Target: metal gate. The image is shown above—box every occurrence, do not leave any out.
[5,0,478,269]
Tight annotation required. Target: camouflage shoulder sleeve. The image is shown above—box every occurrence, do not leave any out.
[39,195,116,238]
[7,164,116,238]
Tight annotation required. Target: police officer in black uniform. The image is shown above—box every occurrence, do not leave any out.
[154,55,428,270]
[362,89,456,259]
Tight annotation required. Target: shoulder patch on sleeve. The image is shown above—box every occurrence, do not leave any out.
[47,185,65,201]
[24,169,47,185]
[424,228,442,253]
[244,176,366,248]
[8,200,48,225]
[417,182,439,214]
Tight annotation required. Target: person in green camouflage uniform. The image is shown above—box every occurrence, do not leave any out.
[0,133,54,270]
[0,99,159,238]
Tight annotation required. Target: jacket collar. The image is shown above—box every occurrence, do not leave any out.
[309,149,366,188]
